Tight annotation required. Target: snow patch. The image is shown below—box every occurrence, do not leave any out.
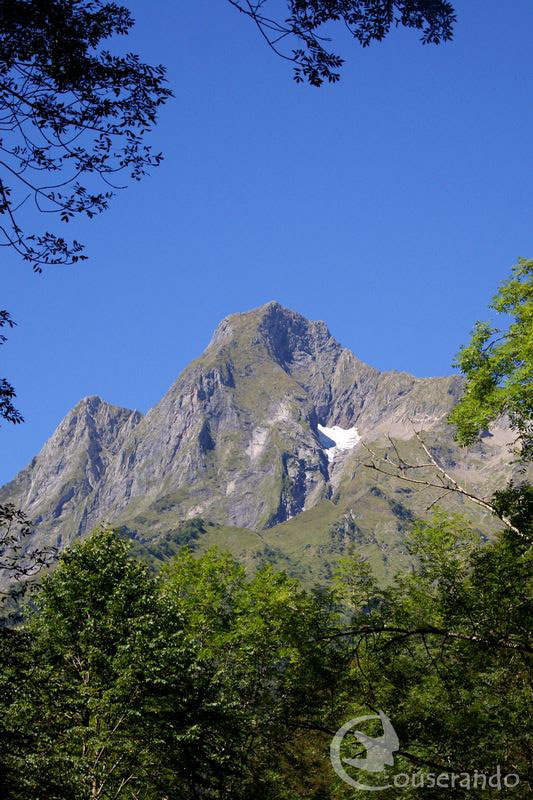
[317,423,360,462]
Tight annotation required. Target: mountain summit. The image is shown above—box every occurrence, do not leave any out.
[0,303,512,580]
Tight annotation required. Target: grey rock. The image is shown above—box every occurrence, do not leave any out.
[0,302,515,562]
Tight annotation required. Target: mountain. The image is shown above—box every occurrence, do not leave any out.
[0,302,514,583]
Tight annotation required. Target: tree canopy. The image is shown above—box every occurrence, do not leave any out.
[1,530,239,799]
[449,258,533,462]
[331,512,532,796]
[2,513,531,797]
[0,503,55,609]
[0,4,530,797]
[0,531,343,799]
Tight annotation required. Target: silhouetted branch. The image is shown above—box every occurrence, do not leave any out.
[226,1,456,86]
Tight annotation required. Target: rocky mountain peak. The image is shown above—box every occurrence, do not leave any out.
[256,302,334,371]
[0,302,512,570]
[207,301,339,375]
[57,396,142,450]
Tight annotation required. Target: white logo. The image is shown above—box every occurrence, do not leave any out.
[330,713,520,792]
[330,710,399,791]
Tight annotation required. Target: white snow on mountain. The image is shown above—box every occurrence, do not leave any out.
[317,423,360,462]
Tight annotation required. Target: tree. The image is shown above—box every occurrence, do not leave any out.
[0,0,172,270]
[0,528,243,800]
[359,427,531,541]
[449,257,533,462]
[227,0,456,86]
[160,547,344,798]
[0,1,457,427]
[331,514,532,797]
[0,531,346,798]
[0,1,457,271]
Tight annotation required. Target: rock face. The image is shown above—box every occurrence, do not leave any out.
[3,397,142,546]
[0,302,514,577]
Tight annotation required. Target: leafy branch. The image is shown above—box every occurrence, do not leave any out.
[0,0,172,269]
[0,503,56,603]
[227,0,455,86]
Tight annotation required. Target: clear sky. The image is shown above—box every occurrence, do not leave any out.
[2,0,532,485]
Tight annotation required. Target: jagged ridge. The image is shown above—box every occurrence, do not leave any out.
[0,302,514,578]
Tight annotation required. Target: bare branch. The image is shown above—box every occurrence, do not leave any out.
[358,434,529,542]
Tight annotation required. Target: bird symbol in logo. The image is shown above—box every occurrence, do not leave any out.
[343,710,399,772]
[330,710,399,790]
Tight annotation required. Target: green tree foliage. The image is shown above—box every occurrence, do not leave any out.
[227,0,455,86]
[328,261,533,796]
[0,530,343,799]
[3,519,531,798]
[160,548,343,798]
[449,258,533,462]
[0,529,247,799]
[332,513,532,796]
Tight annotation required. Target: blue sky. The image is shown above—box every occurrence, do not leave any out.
[2,0,532,484]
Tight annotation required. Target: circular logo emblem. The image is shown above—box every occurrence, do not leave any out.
[330,710,399,791]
